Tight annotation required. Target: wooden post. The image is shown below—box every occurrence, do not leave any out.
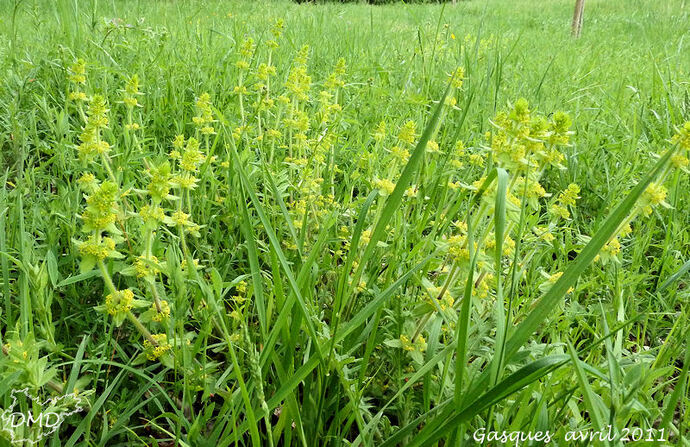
[571,0,585,38]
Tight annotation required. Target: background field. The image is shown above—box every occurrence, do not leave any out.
[0,0,689,445]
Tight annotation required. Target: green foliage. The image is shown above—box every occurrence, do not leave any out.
[0,0,689,445]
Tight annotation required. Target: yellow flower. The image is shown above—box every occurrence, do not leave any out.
[414,335,427,352]
[551,184,580,220]
[172,134,185,149]
[82,181,119,231]
[360,230,371,246]
[534,226,555,243]
[447,234,469,263]
[374,178,396,196]
[469,153,485,167]
[139,205,166,225]
[69,91,88,101]
[78,235,116,260]
[143,334,171,361]
[105,289,134,316]
[639,182,667,216]
[558,184,580,207]
[171,210,191,226]
[179,137,205,172]
[602,238,621,256]
[151,300,171,323]
[400,335,415,352]
[135,255,161,279]
[426,140,440,153]
[68,59,87,84]
[398,120,417,144]
[77,173,97,190]
[671,154,689,170]
[550,203,570,220]
[671,121,690,149]
[450,67,464,89]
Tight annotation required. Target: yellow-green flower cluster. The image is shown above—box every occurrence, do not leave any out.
[68,59,88,101]
[180,137,205,172]
[671,122,690,171]
[372,121,386,142]
[143,334,171,361]
[77,95,111,161]
[317,90,342,125]
[68,58,87,84]
[426,140,440,154]
[266,18,284,49]
[450,141,466,168]
[398,120,417,145]
[671,121,690,149]
[238,37,255,61]
[400,334,427,352]
[193,93,215,135]
[168,210,201,237]
[77,172,98,191]
[169,136,204,191]
[550,183,580,220]
[373,178,396,196]
[135,255,161,279]
[105,289,134,317]
[122,74,142,108]
[391,145,410,163]
[256,62,277,81]
[324,57,346,90]
[139,204,166,226]
[487,98,571,171]
[81,181,119,232]
[146,163,172,203]
[486,235,516,257]
[514,176,547,208]
[450,66,464,89]
[150,300,170,323]
[286,46,312,101]
[427,286,455,311]
[639,182,667,217]
[77,235,117,260]
[447,234,470,263]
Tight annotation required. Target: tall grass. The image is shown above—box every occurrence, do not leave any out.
[0,0,688,445]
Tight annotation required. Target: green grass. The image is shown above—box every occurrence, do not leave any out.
[0,0,689,445]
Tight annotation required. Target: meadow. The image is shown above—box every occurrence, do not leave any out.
[0,0,689,445]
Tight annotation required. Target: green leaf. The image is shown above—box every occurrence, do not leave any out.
[45,250,59,288]
[657,258,690,292]
[567,342,605,430]
[79,255,96,275]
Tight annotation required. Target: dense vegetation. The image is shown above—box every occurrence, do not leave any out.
[0,0,688,445]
